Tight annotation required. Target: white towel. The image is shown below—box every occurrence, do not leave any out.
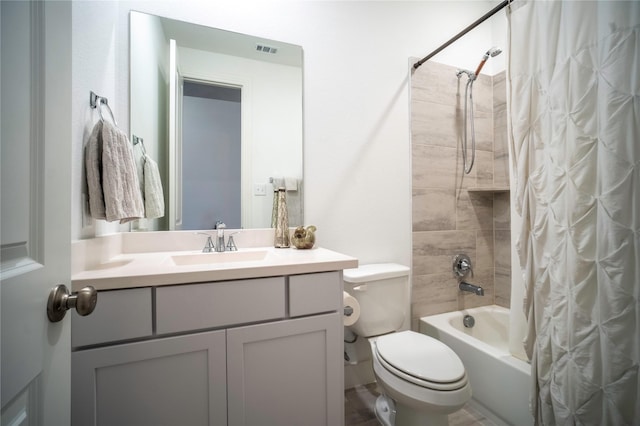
[143,154,164,219]
[285,177,298,191]
[85,120,144,223]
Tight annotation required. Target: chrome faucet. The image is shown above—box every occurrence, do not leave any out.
[214,221,226,252]
[459,281,484,296]
[453,253,484,296]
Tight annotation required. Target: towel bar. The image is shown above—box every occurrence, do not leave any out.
[132,135,147,153]
[89,91,118,126]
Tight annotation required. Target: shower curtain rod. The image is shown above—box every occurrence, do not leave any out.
[413,0,511,70]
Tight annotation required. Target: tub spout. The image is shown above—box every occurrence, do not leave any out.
[459,281,484,296]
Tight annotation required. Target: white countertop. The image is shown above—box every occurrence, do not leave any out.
[72,246,358,291]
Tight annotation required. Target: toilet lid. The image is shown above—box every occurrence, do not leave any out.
[375,331,466,384]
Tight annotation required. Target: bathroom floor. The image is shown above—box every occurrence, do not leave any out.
[345,383,504,426]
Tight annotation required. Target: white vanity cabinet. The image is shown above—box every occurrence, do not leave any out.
[71,271,344,426]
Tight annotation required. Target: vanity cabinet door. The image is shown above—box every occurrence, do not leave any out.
[72,330,227,426]
[226,313,343,426]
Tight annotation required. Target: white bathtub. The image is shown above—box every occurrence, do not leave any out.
[419,305,533,426]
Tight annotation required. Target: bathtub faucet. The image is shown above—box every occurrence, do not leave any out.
[459,281,484,296]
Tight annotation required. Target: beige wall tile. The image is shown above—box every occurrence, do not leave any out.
[493,70,508,189]
[412,188,456,231]
[411,61,461,106]
[456,190,494,231]
[493,71,507,108]
[495,230,512,270]
[412,272,458,319]
[494,102,508,122]
[495,267,511,308]
[493,105,509,187]
[412,62,512,317]
[475,229,495,272]
[493,192,511,230]
[453,149,478,190]
[474,150,495,187]
[493,149,509,188]
[469,74,493,114]
[459,107,493,152]
[413,230,476,275]
[411,101,459,149]
[412,144,458,189]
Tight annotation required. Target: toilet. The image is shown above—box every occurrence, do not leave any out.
[344,264,471,426]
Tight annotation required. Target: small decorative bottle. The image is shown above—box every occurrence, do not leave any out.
[274,187,290,248]
[271,188,279,228]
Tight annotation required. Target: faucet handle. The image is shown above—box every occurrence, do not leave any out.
[196,232,215,253]
[214,221,226,230]
[453,254,473,277]
[203,236,215,253]
[226,233,238,251]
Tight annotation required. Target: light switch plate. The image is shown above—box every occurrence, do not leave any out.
[253,183,267,196]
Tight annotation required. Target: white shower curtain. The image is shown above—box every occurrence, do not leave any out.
[508,1,640,424]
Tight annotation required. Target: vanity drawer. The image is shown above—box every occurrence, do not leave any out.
[156,277,286,334]
[289,271,342,317]
[72,287,153,347]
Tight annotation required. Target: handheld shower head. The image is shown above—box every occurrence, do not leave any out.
[475,46,502,76]
[485,47,502,58]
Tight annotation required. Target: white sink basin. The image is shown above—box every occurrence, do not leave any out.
[87,259,133,271]
[170,250,269,266]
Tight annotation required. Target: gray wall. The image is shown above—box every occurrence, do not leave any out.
[182,94,241,229]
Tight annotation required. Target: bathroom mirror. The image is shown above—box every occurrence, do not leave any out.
[130,11,303,231]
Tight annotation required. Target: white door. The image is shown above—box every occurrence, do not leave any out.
[1,2,73,425]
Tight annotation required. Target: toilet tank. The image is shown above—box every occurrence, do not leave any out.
[343,263,410,337]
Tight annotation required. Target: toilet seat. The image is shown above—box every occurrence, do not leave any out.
[374,331,468,391]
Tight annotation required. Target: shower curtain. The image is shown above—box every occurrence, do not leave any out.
[508,1,640,424]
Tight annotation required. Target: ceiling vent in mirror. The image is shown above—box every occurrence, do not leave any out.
[256,44,278,54]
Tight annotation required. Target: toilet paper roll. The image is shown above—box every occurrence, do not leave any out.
[342,291,360,326]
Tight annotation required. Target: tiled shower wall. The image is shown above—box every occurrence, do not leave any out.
[410,60,510,329]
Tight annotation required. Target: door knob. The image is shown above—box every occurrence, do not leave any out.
[47,284,97,323]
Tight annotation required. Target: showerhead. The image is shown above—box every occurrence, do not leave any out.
[485,47,502,58]
[475,46,502,76]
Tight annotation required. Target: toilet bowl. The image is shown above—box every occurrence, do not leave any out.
[370,331,471,426]
[343,264,471,426]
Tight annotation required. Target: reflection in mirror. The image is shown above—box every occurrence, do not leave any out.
[130,11,303,231]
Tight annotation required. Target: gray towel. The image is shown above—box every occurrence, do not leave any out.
[85,120,144,223]
[85,122,106,220]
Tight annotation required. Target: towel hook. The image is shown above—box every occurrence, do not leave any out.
[90,91,118,127]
